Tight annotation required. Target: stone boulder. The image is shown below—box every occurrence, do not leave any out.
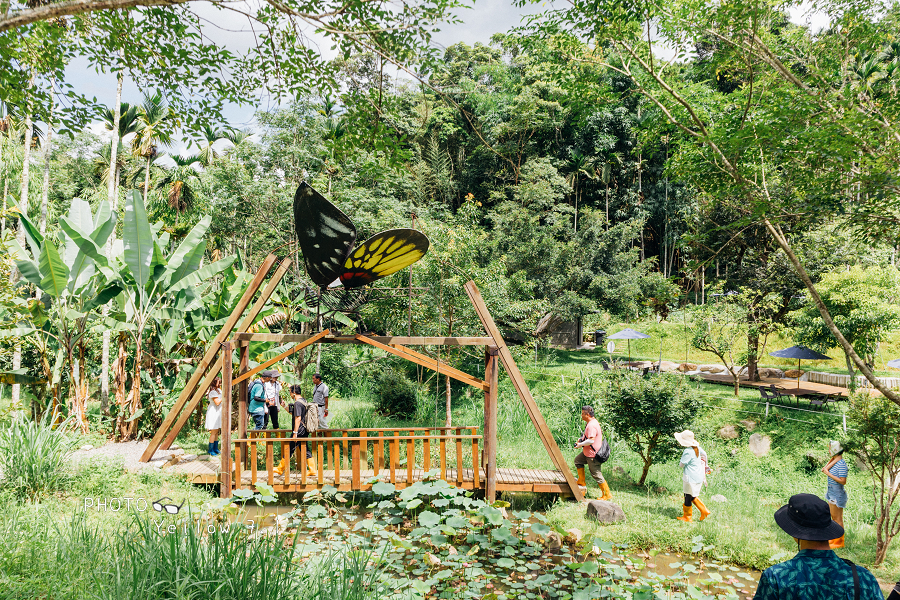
[546,531,563,549]
[717,425,739,440]
[677,363,698,372]
[739,420,757,431]
[758,368,785,379]
[784,369,804,379]
[565,528,584,543]
[658,361,680,373]
[585,500,627,524]
[749,433,771,457]
[699,364,727,374]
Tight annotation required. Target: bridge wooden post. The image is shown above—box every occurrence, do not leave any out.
[238,341,249,443]
[220,341,233,498]
[484,345,499,502]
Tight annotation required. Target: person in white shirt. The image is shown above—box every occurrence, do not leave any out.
[263,370,284,429]
[205,377,222,456]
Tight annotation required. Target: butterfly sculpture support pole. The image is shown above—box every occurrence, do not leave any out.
[464,281,584,502]
[159,258,293,451]
[140,255,279,463]
[220,341,233,498]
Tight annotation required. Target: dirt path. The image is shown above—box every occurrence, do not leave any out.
[71,440,186,472]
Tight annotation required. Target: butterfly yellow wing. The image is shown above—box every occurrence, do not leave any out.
[339,229,430,289]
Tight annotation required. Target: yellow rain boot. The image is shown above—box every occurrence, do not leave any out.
[273,457,287,476]
[676,504,693,522]
[307,462,317,478]
[693,498,711,521]
[599,481,613,501]
[576,467,586,488]
[829,536,845,549]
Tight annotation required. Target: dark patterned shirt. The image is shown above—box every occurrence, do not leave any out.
[754,550,883,600]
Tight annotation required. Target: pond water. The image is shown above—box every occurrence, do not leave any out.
[222,503,761,598]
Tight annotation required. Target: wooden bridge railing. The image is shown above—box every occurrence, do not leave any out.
[232,427,481,491]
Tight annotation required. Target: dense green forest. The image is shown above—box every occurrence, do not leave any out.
[5,13,900,435]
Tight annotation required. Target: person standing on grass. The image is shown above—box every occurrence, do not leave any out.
[205,377,222,456]
[674,430,710,522]
[823,440,849,549]
[312,373,329,428]
[888,578,900,600]
[263,370,284,429]
[753,493,883,600]
[248,374,270,430]
[573,406,612,500]
[274,384,316,480]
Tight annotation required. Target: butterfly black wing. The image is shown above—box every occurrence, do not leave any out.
[339,229,430,289]
[293,182,357,287]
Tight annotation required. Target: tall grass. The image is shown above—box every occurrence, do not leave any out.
[99,514,303,600]
[0,412,74,500]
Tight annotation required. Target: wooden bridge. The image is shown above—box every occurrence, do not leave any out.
[168,426,572,495]
[142,254,583,502]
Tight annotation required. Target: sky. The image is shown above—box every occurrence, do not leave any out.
[68,0,829,156]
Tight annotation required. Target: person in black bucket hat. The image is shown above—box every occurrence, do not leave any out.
[754,493,884,599]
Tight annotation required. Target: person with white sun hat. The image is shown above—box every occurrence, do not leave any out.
[673,430,711,523]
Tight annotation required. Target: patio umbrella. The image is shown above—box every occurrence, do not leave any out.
[887,359,900,369]
[768,345,831,388]
[607,328,650,362]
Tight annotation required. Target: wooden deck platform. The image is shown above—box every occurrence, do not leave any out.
[693,373,879,397]
[162,457,571,494]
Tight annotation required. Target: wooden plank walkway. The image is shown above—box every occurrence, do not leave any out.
[162,458,571,494]
[694,373,880,397]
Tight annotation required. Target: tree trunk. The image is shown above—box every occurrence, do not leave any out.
[763,219,900,405]
[126,337,143,439]
[114,332,129,439]
[38,78,54,235]
[101,65,124,416]
[747,329,760,382]
[143,155,151,207]
[845,352,856,391]
[10,105,33,414]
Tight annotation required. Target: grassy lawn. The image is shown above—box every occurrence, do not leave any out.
[322,344,899,584]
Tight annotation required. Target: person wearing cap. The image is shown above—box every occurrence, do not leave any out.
[673,430,711,522]
[262,369,285,430]
[754,493,883,599]
[312,373,329,428]
[572,406,612,500]
[823,440,849,549]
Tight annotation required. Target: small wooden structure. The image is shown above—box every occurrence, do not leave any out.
[141,254,583,502]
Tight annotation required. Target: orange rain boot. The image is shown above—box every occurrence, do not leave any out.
[693,498,711,521]
[307,462,317,478]
[829,536,845,549]
[273,457,287,476]
[676,505,693,522]
[599,481,613,501]
[576,468,586,488]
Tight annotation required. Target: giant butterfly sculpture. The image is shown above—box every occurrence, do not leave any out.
[293,183,429,327]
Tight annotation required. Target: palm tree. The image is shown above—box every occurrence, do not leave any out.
[154,153,201,225]
[132,91,174,207]
[195,124,229,167]
[93,141,128,188]
[102,102,141,197]
[223,128,252,154]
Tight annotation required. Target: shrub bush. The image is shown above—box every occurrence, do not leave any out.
[374,368,417,418]
[319,346,352,397]
[0,412,74,501]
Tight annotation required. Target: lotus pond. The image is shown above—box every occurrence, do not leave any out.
[200,476,759,599]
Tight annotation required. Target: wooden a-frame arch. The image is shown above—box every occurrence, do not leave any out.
[142,255,583,502]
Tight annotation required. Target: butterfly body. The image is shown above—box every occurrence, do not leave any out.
[294,183,429,289]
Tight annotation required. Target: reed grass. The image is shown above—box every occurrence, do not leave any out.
[0,412,74,501]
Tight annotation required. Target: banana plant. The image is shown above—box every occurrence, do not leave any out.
[87,190,235,439]
[9,199,120,432]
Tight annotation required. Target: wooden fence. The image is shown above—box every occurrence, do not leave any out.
[233,427,481,492]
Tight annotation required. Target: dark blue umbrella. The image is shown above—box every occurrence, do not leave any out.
[887,359,900,370]
[608,328,650,362]
[769,345,831,388]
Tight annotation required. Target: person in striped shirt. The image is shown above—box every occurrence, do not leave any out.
[823,440,848,549]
